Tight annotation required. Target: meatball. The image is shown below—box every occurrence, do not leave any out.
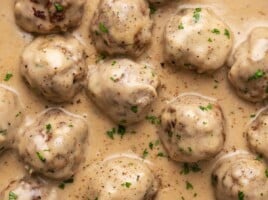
[90,0,153,57]
[228,27,268,102]
[21,35,87,103]
[87,156,159,200]
[14,0,85,34]
[159,94,225,162]
[164,8,233,73]
[0,85,24,153]
[247,107,268,159]
[16,108,88,180]
[86,58,159,125]
[212,152,268,200]
[0,177,57,200]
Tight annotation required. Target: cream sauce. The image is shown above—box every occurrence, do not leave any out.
[0,0,268,199]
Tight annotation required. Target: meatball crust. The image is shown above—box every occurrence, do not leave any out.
[0,177,57,200]
[159,94,225,162]
[14,0,85,34]
[86,156,159,200]
[90,0,153,57]
[228,27,268,102]
[86,59,159,125]
[212,152,268,200]
[21,35,87,103]
[16,108,88,180]
[0,85,24,153]
[164,8,233,73]
[247,108,268,159]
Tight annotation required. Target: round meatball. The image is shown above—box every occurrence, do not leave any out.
[14,0,85,34]
[87,156,159,200]
[228,27,268,102]
[164,8,233,73]
[90,0,153,57]
[212,152,268,200]
[0,85,24,153]
[0,177,57,200]
[21,35,87,103]
[247,108,268,159]
[16,108,88,180]
[86,58,159,125]
[159,94,225,162]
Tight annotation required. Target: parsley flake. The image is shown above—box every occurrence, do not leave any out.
[99,23,109,33]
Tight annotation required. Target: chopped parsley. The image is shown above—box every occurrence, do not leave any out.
[142,149,149,159]
[111,61,117,66]
[58,177,74,189]
[131,105,138,113]
[46,124,52,133]
[121,182,132,188]
[117,125,126,137]
[265,169,268,178]
[8,191,18,200]
[149,4,156,15]
[157,152,166,157]
[211,28,221,34]
[36,151,46,163]
[54,3,64,12]
[0,129,7,136]
[106,127,116,139]
[238,191,244,200]
[180,163,202,175]
[178,23,184,30]
[4,73,13,81]
[208,38,213,42]
[193,8,202,23]
[145,115,161,125]
[248,69,265,81]
[149,142,154,150]
[96,53,106,63]
[250,114,256,118]
[186,181,194,190]
[224,29,231,39]
[99,22,109,33]
[106,125,126,139]
[199,103,213,111]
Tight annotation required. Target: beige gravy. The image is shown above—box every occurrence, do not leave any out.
[0,0,268,199]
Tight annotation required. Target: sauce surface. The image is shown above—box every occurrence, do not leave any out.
[0,0,268,199]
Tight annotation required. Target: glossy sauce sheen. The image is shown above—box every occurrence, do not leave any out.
[0,0,268,199]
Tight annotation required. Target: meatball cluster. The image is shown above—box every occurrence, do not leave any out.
[164,8,233,73]
[247,108,268,159]
[16,108,88,180]
[159,94,225,162]
[0,85,24,153]
[91,0,153,57]
[86,58,159,125]
[21,34,87,103]
[0,177,57,200]
[212,152,268,200]
[14,0,85,34]
[229,27,268,102]
[86,156,159,200]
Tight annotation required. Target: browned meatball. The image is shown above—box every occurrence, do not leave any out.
[17,108,88,180]
[0,177,57,200]
[90,0,153,57]
[229,27,268,102]
[14,0,85,34]
[159,94,225,162]
[212,152,268,200]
